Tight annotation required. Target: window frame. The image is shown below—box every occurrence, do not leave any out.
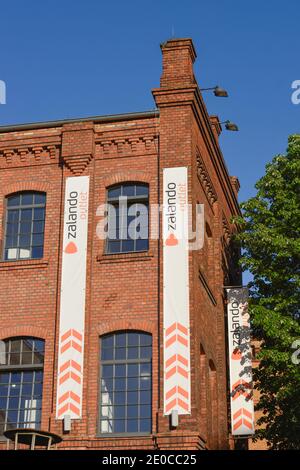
[0,337,45,435]
[105,183,149,255]
[98,331,152,437]
[2,191,46,262]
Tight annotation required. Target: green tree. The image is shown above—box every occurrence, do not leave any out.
[234,135,300,449]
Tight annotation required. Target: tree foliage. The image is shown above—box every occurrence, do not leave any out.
[234,135,300,449]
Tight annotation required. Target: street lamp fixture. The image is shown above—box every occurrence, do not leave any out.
[219,120,239,131]
[200,85,228,97]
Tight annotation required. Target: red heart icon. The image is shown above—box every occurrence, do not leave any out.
[165,233,178,247]
[64,241,77,254]
[231,348,242,360]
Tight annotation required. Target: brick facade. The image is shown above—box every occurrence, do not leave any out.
[0,38,242,450]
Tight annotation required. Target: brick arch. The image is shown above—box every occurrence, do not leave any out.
[101,170,151,189]
[1,181,51,197]
[0,325,50,341]
[96,319,155,337]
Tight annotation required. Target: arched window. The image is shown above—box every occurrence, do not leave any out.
[0,337,45,434]
[106,183,149,254]
[4,192,46,261]
[99,331,152,434]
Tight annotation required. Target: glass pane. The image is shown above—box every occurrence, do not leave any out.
[127,419,138,432]
[34,194,46,205]
[101,348,114,361]
[136,185,149,197]
[102,365,113,378]
[21,352,33,365]
[128,333,139,346]
[114,420,125,433]
[128,347,139,360]
[21,193,33,205]
[108,186,121,199]
[140,346,152,359]
[107,240,121,254]
[115,348,126,360]
[114,406,125,419]
[0,373,9,385]
[32,246,43,259]
[128,364,139,377]
[121,240,134,252]
[136,239,149,251]
[32,234,44,246]
[140,376,151,390]
[102,335,114,349]
[114,391,125,405]
[122,185,135,197]
[5,236,18,249]
[20,209,32,221]
[101,378,113,393]
[140,390,151,404]
[140,418,151,433]
[33,221,44,233]
[6,223,18,236]
[115,365,126,377]
[19,221,32,234]
[127,405,138,418]
[140,334,152,346]
[128,378,138,391]
[127,391,138,405]
[115,333,126,347]
[7,195,20,207]
[19,235,31,247]
[7,210,19,223]
[115,378,126,391]
[33,208,45,220]
[19,248,31,259]
[34,340,44,353]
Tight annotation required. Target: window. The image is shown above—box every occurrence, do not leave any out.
[0,337,45,434]
[106,183,149,254]
[99,331,152,434]
[4,192,46,261]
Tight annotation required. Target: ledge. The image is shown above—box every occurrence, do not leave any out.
[0,259,49,271]
[97,251,154,264]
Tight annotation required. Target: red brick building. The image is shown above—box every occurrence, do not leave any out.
[0,38,242,450]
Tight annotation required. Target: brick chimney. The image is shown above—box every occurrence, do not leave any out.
[159,38,197,89]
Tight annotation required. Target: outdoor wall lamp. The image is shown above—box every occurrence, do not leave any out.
[220,120,239,131]
[200,85,228,97]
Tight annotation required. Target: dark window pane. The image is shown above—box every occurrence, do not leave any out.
[122,185,135,197]
[140,363,151,376]
[32,246,43,259]
[140,377,151,390]
[115,348,126,360]
[102,365,113,378]
[19,222,32,234]
[128,333,139,346]
[136,239,149,251]
[122,240,134,252]
[127,391,138,405]
[33,221,44,233]
[19,235,31,247]
[107,240,121,254]
[32,234,44,246]
[7,195,20,207]
[115,378,126,391]
[128,378,139,391]
[114,406,125,419]
[140,334,152,346]
[140,390,151,404]
[115,333,126,347]
[21,352,33,365]
[6,223,18,236]
[140,418,151,433]
[127,405,138,418]
[128,364,139,377]
[21,193,33,205]
[140,346,152,359]
[115,365,126,377]
[34,194,46,205]
[140,405,151,419]
[7,210,19,223]
[101,348,114,361]
[114,420,125,433]
[127,420,138,433]
[136,185,149,197]
[114,392,126,405]
[102,335,114,349]
[128,348,139,360]
[20,209,32,221]
[33,208,45,221]
[108,187,122,199]
[101,378,113,392]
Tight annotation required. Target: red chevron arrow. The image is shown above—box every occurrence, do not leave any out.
[233,407,253,431]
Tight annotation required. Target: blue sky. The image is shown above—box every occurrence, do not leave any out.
[0,0,299,204]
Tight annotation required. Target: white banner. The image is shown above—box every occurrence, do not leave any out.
[56,176,90,419]
[226,288,254,435]
[163,167,191,415]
